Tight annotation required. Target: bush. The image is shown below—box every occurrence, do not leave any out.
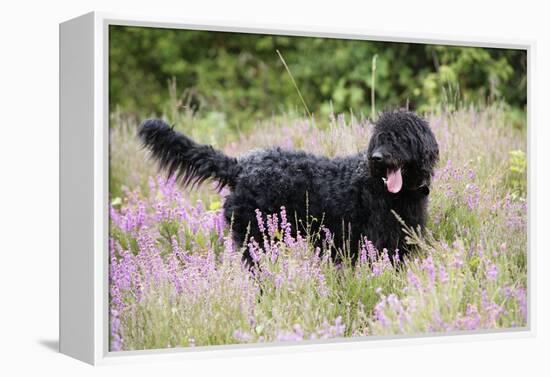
[109,26,526,131]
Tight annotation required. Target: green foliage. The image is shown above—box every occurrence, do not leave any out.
[109,26,526,131]
[506,149,527,197]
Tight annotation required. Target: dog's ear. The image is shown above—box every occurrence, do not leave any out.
[404,115,439,185]
[415,117,439,177]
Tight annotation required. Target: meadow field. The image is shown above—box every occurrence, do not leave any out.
[108,104,527,351]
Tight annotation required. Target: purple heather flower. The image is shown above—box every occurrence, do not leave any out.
[322,226,334,247]
[486,263,498,281]
[422,255,436,284]
[516,287,528,321]
[463,304,481,330]
[373,299,389,328]
[267,213,279,239]
[255,209,266,235]
[465,183,481,210]
[247,238,261,263]
[407,270,422,290]
[359,242,368,265]
[279,206,295,246]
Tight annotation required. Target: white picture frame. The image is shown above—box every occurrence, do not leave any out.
[59,11,535,365]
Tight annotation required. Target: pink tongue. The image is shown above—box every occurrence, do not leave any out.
[386,168,403,193]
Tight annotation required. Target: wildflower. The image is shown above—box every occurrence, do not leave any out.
[359,241,368,265]
[422,255,436,284]
[451,252,464,269]
[280,206,294,246]
[322,226,334,247]
[387,294,402,312]
[464,304,481,330]
[366,239,377,261]
[465,183,480,210]
[516,287,528,321]
[266,213,279,239]
[486,263,498,281]
[315,317,346,338]
[255,209,266,234]
[373,299,389,328]
[407,270,422,290]
[276,325,304,342]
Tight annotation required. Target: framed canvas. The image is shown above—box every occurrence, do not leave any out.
[59,11,533,365]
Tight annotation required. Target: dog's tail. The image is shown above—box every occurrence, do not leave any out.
[138,119,240,190]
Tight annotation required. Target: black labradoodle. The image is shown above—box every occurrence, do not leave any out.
[139,110,439,263]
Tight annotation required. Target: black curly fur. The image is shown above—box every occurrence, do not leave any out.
[138,119,240,190]
[139,110,439,264]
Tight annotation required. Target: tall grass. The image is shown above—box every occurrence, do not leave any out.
[109,104,527,351]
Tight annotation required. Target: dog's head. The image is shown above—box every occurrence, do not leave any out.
[366,110,439,194]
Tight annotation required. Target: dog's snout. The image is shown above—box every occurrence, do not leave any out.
[370,151,384,162]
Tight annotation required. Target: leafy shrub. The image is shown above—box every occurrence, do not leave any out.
[109,26,526,132]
